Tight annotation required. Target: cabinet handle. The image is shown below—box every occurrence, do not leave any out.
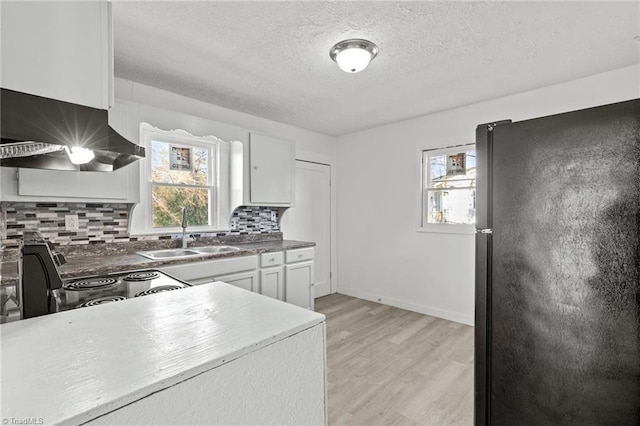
[269,258,274,263]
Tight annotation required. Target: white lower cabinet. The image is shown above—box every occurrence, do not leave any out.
[259,252,284,300]
[160,248,314,309]
[260,267,284,300]
[216,271,259,292]
[284,247,315,310]
[285,261,314,310]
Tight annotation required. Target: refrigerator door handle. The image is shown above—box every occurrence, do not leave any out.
[476,228,493,234]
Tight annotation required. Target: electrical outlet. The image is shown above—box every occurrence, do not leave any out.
[65,214,79,231]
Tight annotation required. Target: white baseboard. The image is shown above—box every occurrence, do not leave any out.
[337,287,474,326]
[313,281,330,298]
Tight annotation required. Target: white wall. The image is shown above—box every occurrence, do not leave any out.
[111,78,337,233]
[336,64,640,325]
[113,78,336,157]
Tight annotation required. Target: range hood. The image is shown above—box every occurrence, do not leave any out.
[0,89,145,172]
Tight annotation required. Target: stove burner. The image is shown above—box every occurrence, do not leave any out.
[77,296,127,308]
[64,278,119,291]
[135,285,183,297]
[124,271,160,282]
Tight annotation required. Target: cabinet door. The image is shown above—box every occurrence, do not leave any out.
[249,133,295,205]
[1,1,111,109]
[285,262,314,310]
[216,271,259,293]
[260,267,284,300]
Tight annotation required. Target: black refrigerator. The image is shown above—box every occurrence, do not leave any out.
[474,98,640,425]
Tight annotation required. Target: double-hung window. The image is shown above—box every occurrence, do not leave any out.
[140,123,220,231]
[420,144,476,232]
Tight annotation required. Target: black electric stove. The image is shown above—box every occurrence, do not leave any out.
[56,269,192,312]
[18,232,192,320]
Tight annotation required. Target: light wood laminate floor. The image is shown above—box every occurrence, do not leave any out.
[315,294,474,426]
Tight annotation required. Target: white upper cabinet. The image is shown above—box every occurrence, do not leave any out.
[1,1,112,109]
[248,133,295,206]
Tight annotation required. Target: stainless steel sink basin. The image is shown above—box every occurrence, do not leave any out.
[137,249,201,260]
[137,245,241,260]
[194,245,241,254]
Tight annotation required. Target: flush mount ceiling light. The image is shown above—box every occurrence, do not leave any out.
[329,39,378,73]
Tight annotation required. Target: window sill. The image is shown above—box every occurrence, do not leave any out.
[416,224,475,235]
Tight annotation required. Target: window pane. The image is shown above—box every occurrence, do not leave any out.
[430,154,447,181]
[430,151,476,187]
[151,141,209,185]
[466,150,476,169]
[151,185,210,228]
[426,189,476,224]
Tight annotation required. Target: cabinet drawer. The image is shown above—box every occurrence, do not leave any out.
[286,247,315,263]
[260,251,283,267]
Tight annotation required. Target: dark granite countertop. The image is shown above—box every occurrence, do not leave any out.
[1,238,315,288]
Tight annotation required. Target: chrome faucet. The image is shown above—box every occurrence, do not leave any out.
[181,206,189,249]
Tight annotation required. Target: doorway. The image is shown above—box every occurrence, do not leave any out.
[280,160,332,298]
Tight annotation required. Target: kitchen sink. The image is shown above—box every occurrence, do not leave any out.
[193,245,241,254]
[138,245,241,260]
[137,249,202,260]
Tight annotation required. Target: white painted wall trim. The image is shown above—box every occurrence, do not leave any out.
[338,286,474,326]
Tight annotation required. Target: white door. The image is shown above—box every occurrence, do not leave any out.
[280,161,332,298]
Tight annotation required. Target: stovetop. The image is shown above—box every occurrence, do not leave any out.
[56,269,191,312]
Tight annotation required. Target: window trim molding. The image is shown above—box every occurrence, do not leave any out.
[417,143,476,234]
[132,122,230,236]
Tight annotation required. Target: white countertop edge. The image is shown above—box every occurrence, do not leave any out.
[1,282,325,425]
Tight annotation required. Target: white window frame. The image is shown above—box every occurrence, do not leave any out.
[417,143,476,235]
[136,123,225,234]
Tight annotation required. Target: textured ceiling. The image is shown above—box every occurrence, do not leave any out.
[113,1,640,136]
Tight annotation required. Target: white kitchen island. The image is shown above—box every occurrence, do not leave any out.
[0,282,326,425]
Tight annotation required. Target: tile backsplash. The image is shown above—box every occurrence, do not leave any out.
[1,202,280,247]
[230,206,280,234]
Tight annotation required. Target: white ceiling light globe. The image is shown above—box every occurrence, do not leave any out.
[330,39,379,74]
[336,47,372,73]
